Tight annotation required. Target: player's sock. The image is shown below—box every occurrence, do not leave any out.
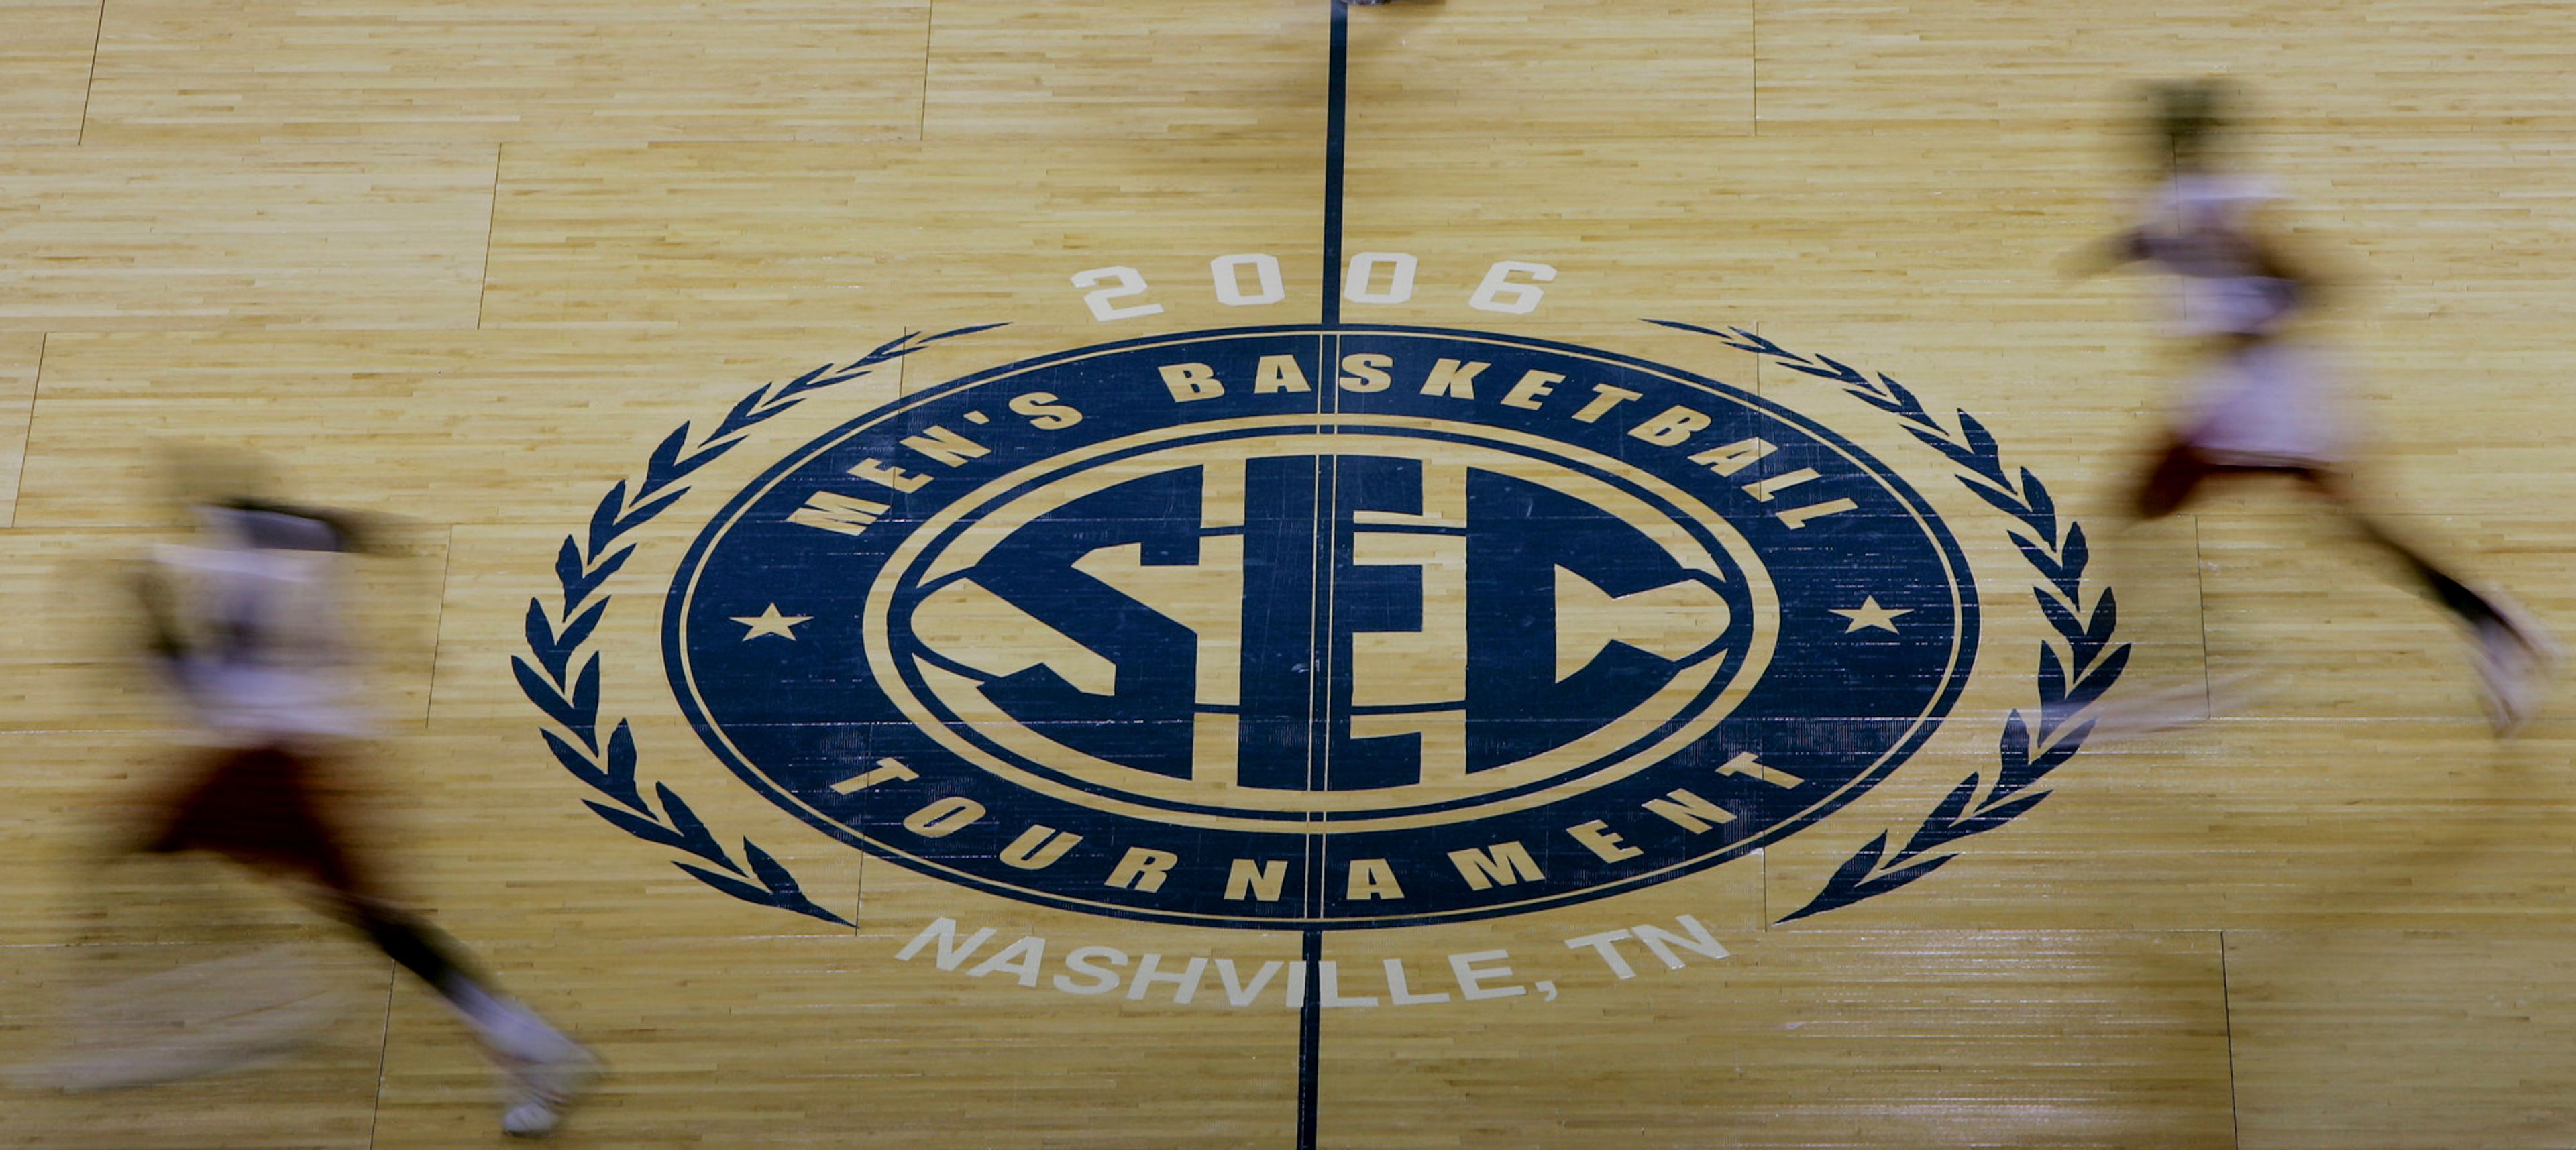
[2419,565,2504,628]
[2339,510,2506,627]
[352,903,582,1061]
[437,978,597,1138]
[360,907,471,981]
[341,897,596,1133]
[429,979,583,1068]
[362,905,536,1046]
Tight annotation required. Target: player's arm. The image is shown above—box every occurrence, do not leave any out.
[2237,202,2326,305]
[225,498,409,557]
[2059,228,2152,280]
[129,563,189,665]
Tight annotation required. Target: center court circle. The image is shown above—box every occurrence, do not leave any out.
[665,326,1980,929]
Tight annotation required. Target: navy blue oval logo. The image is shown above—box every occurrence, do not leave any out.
[666,326,1978,929]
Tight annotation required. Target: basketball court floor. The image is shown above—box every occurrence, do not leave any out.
[5,2,2576,1146]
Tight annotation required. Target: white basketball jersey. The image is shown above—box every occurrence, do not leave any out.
[2178,340,2348,467]
[2137,175,2300,337]
[152,507,372,742]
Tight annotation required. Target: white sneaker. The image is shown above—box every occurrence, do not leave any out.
[2472,599,2562,736]
[500,1043,600,1139]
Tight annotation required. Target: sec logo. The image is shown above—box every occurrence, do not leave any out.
[663,326,1977,928]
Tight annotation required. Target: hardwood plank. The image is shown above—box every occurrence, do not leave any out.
[2230,929,2576,1149]
[1320,929,2232,1149]
[13,330,904,527]
[921,0,1325,141]
[0,335,38,525]
[0,0,99,146]
[0,147,494,331]
[1766,717,2576,931]
[82,0,929,144]
[1344,0,1753,141]
[1757,0,2576,136]
[480,139,1326,331]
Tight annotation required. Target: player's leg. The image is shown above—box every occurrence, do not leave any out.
[330,895,599,1137]
[19,750,346,1092]
[2131,436,2217,520]
[2304,472,2561,731]
[249,747,598,1137]
[2076,433,2284,740]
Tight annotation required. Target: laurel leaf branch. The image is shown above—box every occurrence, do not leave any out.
[513,324,1004,927]
[1644,320,2133,921]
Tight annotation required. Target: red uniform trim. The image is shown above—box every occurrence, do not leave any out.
[143,745,372,897]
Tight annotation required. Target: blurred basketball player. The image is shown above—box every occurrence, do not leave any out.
[104,458,596,1136]
[2074,80,2558,732]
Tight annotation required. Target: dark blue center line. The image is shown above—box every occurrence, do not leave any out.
[1295,925,1326,1150]
[1320,0,1351,327]
[1300,6,1351,1148]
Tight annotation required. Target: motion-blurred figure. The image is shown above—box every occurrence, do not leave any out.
[100,460,596,1137]
[2076,80,2557,732]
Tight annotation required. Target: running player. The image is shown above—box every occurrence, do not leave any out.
[2076,79,2558,732]
[115,479,597,1137]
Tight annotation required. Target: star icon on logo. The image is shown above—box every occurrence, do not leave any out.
[731,603,812,640]
[1831,596,1911,634]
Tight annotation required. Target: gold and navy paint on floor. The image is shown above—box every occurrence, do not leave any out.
[11,2,2576,1147]
[515,7,2113,1145]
